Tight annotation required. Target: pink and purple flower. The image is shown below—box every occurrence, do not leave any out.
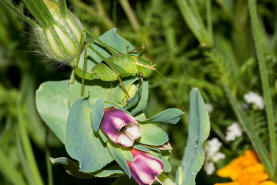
[100,108,141,147]
[127,149,164,185]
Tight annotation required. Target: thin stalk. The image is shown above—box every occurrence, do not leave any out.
[0,150,27,185]
[206,0,213,43]
[1,0,37,27]
[248,0,277,170]
[92,0,114,28]
[70,0,113,29]
[17,97,44,185]
[119,0,140,32]
[222,82,273,177]
[45,131,53,185]
[157,174,175,185]
[81,44,88,97]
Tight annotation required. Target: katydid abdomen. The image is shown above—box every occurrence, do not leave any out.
[90,55,154,81]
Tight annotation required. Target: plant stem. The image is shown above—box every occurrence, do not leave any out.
[119,0,140,32]
[17,96,44,185]
[81,44,88,97]
[0,150,27,185]
[248,0,277,170]
[222,82,273,177]
[70,0,114,29]
[45,130,53,185]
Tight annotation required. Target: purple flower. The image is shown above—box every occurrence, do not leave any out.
[100,108,141,147]
[127,149,164,185]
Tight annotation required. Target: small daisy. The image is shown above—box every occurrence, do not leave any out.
[226,122,243,142]
[243,92,264,110]
[204,138,225,175]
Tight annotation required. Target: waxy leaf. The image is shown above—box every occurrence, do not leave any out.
[139,108,184,124]
[36,80,69,143]
[107,142,131,178]
[50,157,124,178]
[130,79,149,116]
[176,88,210,185]
[65,98,113,173]
[138,124,168,146]
[90,99,105,131]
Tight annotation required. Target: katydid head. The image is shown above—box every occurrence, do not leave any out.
[137,58,156,78]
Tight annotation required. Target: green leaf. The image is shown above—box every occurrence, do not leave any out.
[50,157,124,178]
[69,77,138,108]
[138,124,168,146]
[130,79,149,116]
[65,98,113,173]
[139,108,184,124]
[90,99,105,131]
[177,88,210,185]
[107,142,131,178]
[36,80,69,143]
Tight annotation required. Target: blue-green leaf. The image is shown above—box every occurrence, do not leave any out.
[138,124,168,146]
[130,79,149,115]
[139,108,184,124]
[107,142,131,178]
[176,88,210,185]
[90,99,105,131]
[50,157,124,178]
[65,98,113,173]
[36,80,69,143]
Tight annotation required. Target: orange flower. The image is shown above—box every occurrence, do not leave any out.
[217,150,259,180]
[214,182,240,185]
[259,181,277,185]
[236,164,268,185]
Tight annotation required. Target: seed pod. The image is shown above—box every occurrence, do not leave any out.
[34,0,84,63]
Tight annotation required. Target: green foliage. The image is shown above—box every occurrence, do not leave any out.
[138,124,169,146]
[176,89,210,185]
[65,98,113,173]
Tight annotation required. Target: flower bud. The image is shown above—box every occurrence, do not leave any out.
[100,108,141,147]
[127,149,164,185]
[35,0,84,63]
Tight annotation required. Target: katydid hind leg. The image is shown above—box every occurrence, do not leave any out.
[138,71,143,96]
[116,74,130,102]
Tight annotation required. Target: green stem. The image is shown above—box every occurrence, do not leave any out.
[248,0,277,170]
[206,0,213,42]
[45,131,53,185]
[119,0,140,32]
[70,0,113,29]
[81,44,88,97]
[0,150,27,185]
[222,82,273,177]
[17,97,44,185]
[158,174,176,185]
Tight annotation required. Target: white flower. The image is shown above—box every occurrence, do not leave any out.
[213,152,225,162]
[226,122,243,142]
[206,103,214,114]
[205,138,222,160]
[204,138,225,175]
[243,92,265,110]
[204,162,215,175]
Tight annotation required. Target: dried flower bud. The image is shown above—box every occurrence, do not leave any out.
[101,108,141,147]
[35,0,84,63]
[127,149,164,185]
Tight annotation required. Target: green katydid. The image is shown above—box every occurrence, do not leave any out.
[74,29,156,101]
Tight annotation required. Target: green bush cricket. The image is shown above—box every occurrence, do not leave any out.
[73,29,156,101]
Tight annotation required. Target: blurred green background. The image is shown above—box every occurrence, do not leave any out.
[1,0,277,184]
